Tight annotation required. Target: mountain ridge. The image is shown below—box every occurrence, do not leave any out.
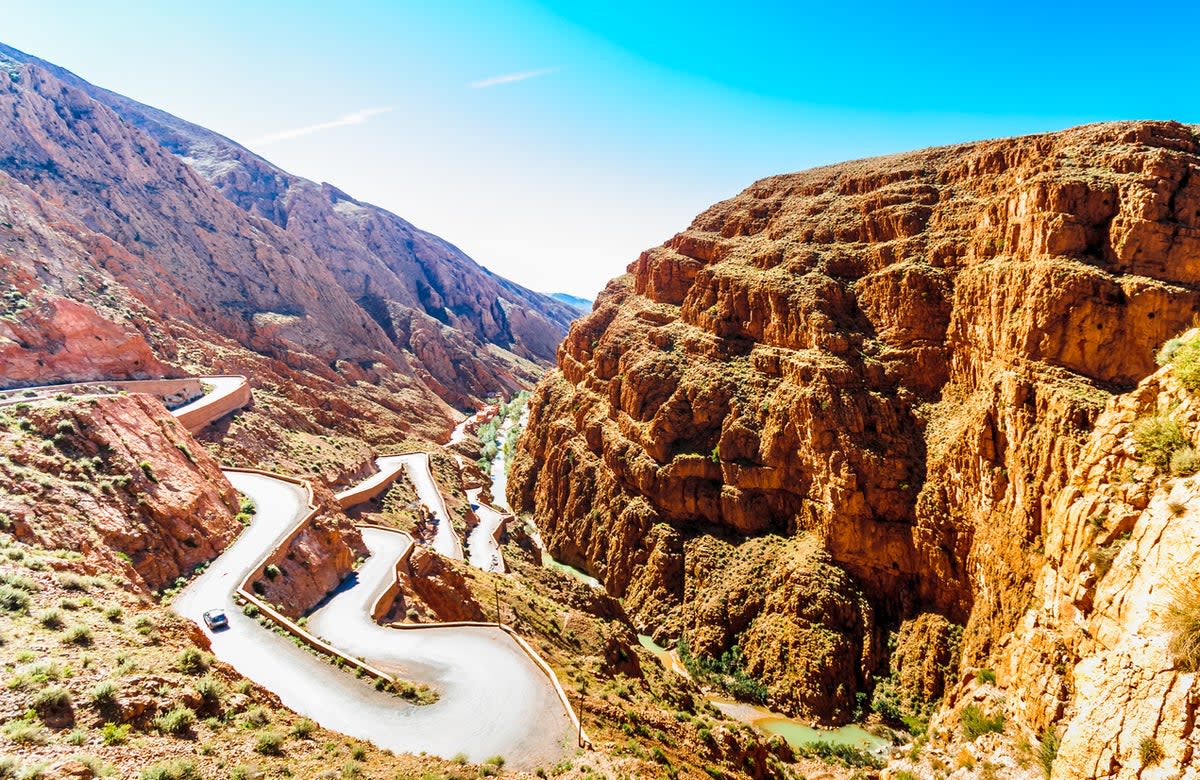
[0,42,573,476]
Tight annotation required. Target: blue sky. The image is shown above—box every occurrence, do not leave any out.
[2,1,1197,298]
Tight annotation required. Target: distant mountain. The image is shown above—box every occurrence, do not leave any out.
[0,42,575,448]
[548,292,592,313]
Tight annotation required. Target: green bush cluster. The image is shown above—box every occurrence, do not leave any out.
[797,740,883,769]
[676,637,768,704]
[175,647,211,675]
[154,705,197,735]
[1133,415,1190,472]
[1163,334,1200,389]
[139,760,200,780]
[961,704,1005,740]
[1036,729,1060,779]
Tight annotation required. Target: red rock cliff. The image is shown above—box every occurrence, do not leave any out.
[510,121,1200,721]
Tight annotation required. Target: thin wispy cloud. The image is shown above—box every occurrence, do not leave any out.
[252,107,394,146]
[469,67,559,89]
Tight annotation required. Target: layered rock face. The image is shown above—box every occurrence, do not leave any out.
[511,121,1200,722]
[0,43,573,440]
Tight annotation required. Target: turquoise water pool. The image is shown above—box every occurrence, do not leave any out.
[636,635,890,754]
[541,552,602,589]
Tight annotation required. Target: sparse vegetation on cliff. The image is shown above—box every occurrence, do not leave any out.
[0,534,471,778]
[1162,333,1200,390]
[960,704,1005,740]
[1164,580,1200,671]
[1133,414,1190,472]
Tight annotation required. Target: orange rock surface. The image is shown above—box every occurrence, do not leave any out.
[511,121,1200,722]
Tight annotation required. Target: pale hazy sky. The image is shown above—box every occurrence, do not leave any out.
[3,1,1197,298]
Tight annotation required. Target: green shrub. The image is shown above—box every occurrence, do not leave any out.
[264,564,281,580]
[101,722,130,745]
[254,730,284,755]
[1167,336,1200,389]
[0,584,30,613]
[1170,446,1200,476]
[8,660,63,688]
[1037,729,1060,779]
[291,717,316,739]
[154,705,197,735]
[31,684,72,714]
[68,755,114,776]
[89,680,118,706]
[240,705,270,728]
[58,572,90,591]
[0,572,39,591]
[1165,580,1200,671]
[175,647,210,675]
[961,704,1005,740]
[1156,337,1185,366]
[103,605,123,622]
[195,674,224,706]
[2,717,48,744]
[139,760,200,780]
[975,668,997,685]
[1138,736,1164,767]
[63,624,92,646]
[37,608,64,629]
[1133,415,1190,472]
[349,743,367,760]
[138,460,158,483]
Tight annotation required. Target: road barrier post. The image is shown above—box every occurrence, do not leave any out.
[577,691,584,748]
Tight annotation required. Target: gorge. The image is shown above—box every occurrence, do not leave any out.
[0,31,1197,780]
[511,120,1200,777]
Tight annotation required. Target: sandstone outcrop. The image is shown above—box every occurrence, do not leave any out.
[511,121,1200,724]
[394,547,486,622]
[0,393,240,591]
[252,486,367,618]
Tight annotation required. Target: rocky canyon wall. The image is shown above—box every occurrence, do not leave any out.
[511,121,1200,725]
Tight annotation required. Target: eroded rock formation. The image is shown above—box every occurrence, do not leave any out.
[511,121,1200,726]
[0,394,240,591]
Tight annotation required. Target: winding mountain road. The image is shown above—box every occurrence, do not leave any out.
[174,471,572,767]
[10,374,572,763]
[465,488,506,572]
